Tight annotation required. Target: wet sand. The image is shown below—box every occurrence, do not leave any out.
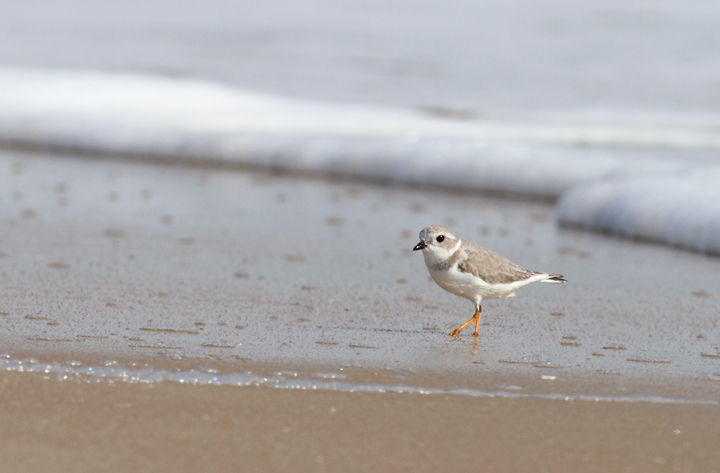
[2,370,719,473]
[1,149,720,470]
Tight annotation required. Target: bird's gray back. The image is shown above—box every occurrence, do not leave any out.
[456,240,538,284]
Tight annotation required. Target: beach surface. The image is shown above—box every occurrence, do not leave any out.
[1,149,719,470]
[2,370,719,473]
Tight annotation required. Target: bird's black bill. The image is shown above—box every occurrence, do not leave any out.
[413,241,427,251]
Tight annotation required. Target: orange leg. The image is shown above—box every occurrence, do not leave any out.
[449,306,482,337]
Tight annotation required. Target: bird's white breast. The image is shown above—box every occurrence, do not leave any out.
[428,263,485,300]
[422,245,484,301]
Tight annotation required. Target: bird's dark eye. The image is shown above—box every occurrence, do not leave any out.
[436,235,445,242]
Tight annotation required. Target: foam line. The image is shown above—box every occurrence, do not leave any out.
[3,68,720,149]
[2,357,717,406]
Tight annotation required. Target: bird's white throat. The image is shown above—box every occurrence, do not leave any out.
[422,239,462,266]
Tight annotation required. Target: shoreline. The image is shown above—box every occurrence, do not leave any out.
[3,349,719,406]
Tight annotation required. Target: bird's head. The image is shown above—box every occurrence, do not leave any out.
[413,225,460,259]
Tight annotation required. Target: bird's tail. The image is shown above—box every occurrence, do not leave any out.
[541,273,567,283]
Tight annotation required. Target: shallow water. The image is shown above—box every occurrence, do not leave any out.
[3,1,720,258]
[2,0,720,112]
[2,356,717,406]
[1,150,719,402]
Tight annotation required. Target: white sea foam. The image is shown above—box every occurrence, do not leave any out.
[3,68,720,147]
[1,68,719,253]
[557,168,720,255]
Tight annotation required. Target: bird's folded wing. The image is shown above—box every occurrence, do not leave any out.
[457,241,538,284]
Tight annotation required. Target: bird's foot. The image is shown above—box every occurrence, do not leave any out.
[449,309,482,337]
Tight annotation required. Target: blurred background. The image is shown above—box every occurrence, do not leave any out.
[3,0,720,112]
[1,0,720,254]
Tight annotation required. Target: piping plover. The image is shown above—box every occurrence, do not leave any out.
[413,225,566,337]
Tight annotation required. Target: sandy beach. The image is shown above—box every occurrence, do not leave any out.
[1,370,719,473]
[0,149,718,471]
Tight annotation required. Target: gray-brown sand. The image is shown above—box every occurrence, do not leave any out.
[2,371,719,473]
[1,149,719,471]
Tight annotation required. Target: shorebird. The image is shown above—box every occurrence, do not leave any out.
[413,225,566,337]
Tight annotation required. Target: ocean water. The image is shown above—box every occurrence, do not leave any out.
[1,2,720,254]
[2,0,720,111]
